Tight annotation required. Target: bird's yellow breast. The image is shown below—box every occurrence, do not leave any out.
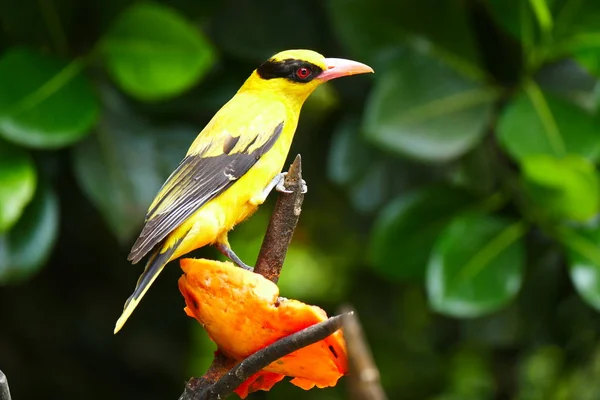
[164,93,300,260]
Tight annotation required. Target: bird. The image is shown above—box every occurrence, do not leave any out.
[114,49,373,334]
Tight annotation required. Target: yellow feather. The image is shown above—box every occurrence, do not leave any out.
[163,96,296,256]
[114,49,373,333]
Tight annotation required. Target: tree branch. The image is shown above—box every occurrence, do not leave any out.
[339,306,387,400]
[0,370,12,400]
[254,154,305,283]
[179,353,236,400]
[180,155,328,400]
[188,313,349,400]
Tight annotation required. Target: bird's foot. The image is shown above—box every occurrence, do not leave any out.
[216,243,253,270]
[249,173,307,206]
[274,172,308,194]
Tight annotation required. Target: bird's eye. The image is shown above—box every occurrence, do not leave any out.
[296,67,311,79]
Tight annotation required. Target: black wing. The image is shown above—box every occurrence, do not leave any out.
[127,122,284,263]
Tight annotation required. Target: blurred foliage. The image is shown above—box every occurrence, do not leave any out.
[3,0,600,399]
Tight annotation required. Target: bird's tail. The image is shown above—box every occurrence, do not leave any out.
[114,242,179,334]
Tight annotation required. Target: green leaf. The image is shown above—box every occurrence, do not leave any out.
[327,116,377,187]
[553,0,600,37]
[368,184,477,281]
[535,58,600,112]
[328,0,482,75]
[552,0,600,75]
[529,0,554,34]
[327,116,404,214]
[488,0,539,50]
[451,144,498,196]
[328,115,458,214]
[564,224,600,312]
[521,154,599,222]
[497,84,600,162]
[72,85,197,242]
[0,182,59,283]
[573,47,600,77]
[426,213,526,317]
[0,47,99,148]
[0,140,36,232]
[102,2,216,101]
[347,161,391,214]
[363,49,496,162]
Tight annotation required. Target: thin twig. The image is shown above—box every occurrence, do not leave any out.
[179,353,236,400]
[340,306,387,400]
[0,370,12,400]
[254,154,305,283]
[199,312,349,400]
[179,314,349,400]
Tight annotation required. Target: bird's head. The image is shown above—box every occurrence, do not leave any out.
[239,49,374,105]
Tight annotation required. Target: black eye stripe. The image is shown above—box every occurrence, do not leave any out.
[256,58,323,83]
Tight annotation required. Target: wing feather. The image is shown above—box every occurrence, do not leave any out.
[127,121,284,263]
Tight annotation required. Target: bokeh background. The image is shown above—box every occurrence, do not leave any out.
[2,0,600,399]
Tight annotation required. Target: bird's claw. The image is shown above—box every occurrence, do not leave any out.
[276,183,294,194]
[300,180,308,194]
[275,172,308,194]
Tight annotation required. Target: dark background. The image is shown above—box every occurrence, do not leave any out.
[2,0,600,399]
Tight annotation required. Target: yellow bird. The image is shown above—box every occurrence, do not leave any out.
[114,49,373,334]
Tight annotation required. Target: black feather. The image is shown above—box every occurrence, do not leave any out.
[127,122,285,264]
[257,58,323,83]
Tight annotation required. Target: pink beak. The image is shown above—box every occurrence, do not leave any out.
[318,58,374,82]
